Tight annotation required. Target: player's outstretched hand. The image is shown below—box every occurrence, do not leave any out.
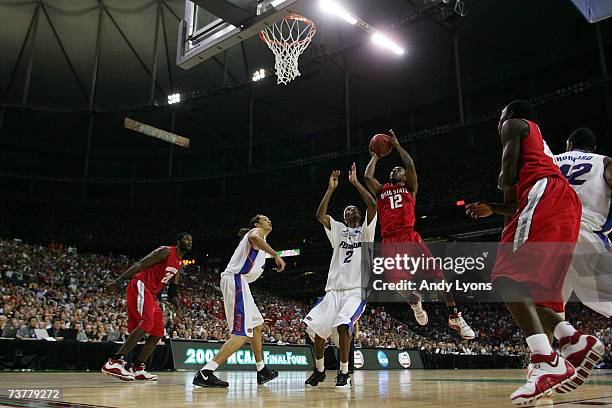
[369,148,381,159]
[465,202,494,219]
[388,129,400,148]
[329,170,340,190]
[104,281,118,295]
[348,162,358,185]
[274,256,286,272]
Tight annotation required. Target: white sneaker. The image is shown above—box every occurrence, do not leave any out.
[410,302,428,326]
[510,352,574,405]
[101,358,135,381]
[131,365,158,381]
[448,312,475,340]
[556,331,604,393]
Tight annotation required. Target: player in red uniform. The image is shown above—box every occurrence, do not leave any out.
[465,100,604,405]
[101,232,192,381]
[364,130,475,340]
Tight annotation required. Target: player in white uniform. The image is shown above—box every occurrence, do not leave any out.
[304,163,377,389]
[192,214,286,388]
[554,128,612,317]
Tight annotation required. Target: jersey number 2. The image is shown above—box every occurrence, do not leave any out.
[343,250,354,263]
[389,194,403,209]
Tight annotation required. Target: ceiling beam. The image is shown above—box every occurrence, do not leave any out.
[41,3,89,103]
[102,5,166,98]
[6,2,40,98]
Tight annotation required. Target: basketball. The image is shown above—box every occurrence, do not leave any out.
[370,133,393,157]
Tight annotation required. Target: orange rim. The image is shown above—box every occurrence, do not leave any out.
[259,14,316,46]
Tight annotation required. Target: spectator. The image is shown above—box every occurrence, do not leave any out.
[47,318,65,340]
[16,316,38,339]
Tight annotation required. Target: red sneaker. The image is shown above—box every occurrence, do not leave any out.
[510,352,574,405]
[556,331,605,393]
[101,358,135,381]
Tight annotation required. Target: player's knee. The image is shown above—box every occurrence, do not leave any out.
[337,324,350,336]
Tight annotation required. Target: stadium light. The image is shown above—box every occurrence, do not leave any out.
[252,68,266,82]
[372,32,404,55]
[319,0,358,25]
[168,93,181,105]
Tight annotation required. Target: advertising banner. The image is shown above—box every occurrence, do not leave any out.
[171,340,314,371]
[353,348,423,370]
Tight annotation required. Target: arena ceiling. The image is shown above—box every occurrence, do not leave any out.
[0,0,606,154]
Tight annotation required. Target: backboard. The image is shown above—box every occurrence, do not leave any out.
[177,0,303,70]
[568,0,612,23]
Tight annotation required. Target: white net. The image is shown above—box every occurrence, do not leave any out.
[259,14,316,85]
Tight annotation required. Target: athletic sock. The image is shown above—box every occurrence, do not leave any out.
[553,321,578,340]
[203,361,219,372]
[526,333,554,356]
[340,362,349,375]
[256,361,265,371]
[315,358,324,373]
[112,353,124,361]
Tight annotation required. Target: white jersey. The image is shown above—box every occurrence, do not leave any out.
[554,151,612,234]
[221,229,266,283]
[324,214,377,291]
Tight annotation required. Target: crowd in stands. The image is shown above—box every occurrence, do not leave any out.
[1,239,610,364]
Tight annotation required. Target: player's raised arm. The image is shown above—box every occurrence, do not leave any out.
[248,228,286,272]
[604,156,612,189]
[498,119,528,191]
[105,247,170,294]
[364,151,383,196]
[388,129,418,196]
[316,170,340,230]
[465,200,518,219]
[349,162,376,224]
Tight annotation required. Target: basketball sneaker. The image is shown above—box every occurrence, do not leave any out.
[305,369,326,387]
[101,358,134,381]
[257,366,279,385]
[556,331,605,393]
[192,369,229,388]
[448,312,475,340]
[510,351,574,405]
[410,302,428,326]
[335,372,351,389]
[131,364,158,381]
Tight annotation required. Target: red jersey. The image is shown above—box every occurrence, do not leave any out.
[516,120,564,199]
[133,246,182,294]
[377,183,416,238]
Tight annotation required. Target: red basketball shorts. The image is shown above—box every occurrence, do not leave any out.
[381,230,445,283]
[126,279,164,337]
[492,177,581,312]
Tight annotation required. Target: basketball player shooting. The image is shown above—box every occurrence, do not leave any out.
[364,129,475,340]
[101,232,192,381]
[465,101,604,405]
[303,163,377,389]
[192,215,286,388]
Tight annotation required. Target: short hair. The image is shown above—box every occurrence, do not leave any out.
[506,100,538,122]
[175,232,191,242]
[238,214,265,238]
[28,316,37,323]
[568,127,596,151]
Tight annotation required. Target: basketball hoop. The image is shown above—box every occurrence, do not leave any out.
[259,14,316,85]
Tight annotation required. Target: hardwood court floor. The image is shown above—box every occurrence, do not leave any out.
[0,370,610,407]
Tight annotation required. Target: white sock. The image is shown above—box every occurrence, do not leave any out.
[256,361,265,371]
[340,362,349,375]
[203,361,219,372]
[526,333,553,355]
[553,321,578,340]
[315,358,324,373]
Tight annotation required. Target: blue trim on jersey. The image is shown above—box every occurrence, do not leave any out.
[313,296,325,308]
[598,193,612,234]
[239,247,259,274]
[595,231,611,251]
[232,275,246,336]
[348,300,367,334]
